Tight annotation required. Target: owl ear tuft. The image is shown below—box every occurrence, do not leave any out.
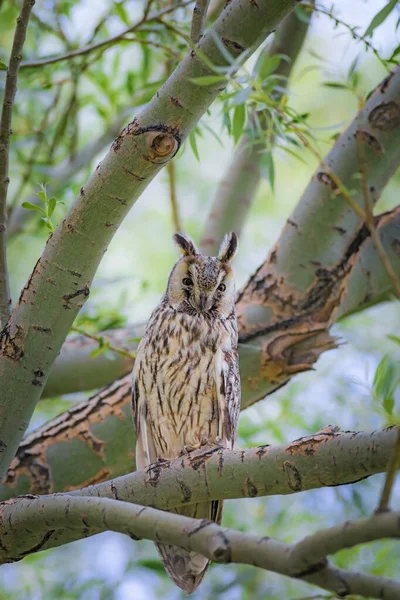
[173,232,199,257]
[218,232,238,263]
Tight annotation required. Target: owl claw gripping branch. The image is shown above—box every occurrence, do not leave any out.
[131,232,241,594]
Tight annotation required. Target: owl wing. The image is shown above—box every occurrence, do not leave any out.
[215,345,241,450]
[132,366,157,471]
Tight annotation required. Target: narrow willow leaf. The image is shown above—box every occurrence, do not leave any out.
[47,197,57,218]
[189,130,200,161]
[364,0,398,37]
[22,202,45,213]
[232,103,246,144]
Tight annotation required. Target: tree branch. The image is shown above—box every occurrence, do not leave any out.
[1,493,400,599]
[19,1,193,69]
[0,0,299,479]
[0,0,35,326]
[199,4,312,255]
[191,0,211,43]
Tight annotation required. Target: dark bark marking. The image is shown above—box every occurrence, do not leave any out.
[315,172,338,190]
[177,478,192,503]
[256,445,269,459]
[19,529,56,557]
[0,323,24,361]
[368,101,400,131]
[188,518,213,537]
[222,38,245,53]
[110,481,119,500]
[62,285,90,309]
[380,71,394,93]
[169,95,184,109]
[354,129,383,153]
[283,461,302,491]
[244,476,258,497]
[121,165,146,181]
[212,530,232,562]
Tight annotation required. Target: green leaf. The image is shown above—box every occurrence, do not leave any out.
[388,334,400,346]
[260,150,275,189]
[232,103,246,144]
[47,197,57,218]
[22,202,45,213]
[323,82,348,89]
[257,54,281,81]
[373,355,400,415]
[364,0,398,37]
[0,60,7,70]
[37,189,47,204]
[189,130,200,161]
[189,75,227,86]
[114,1,129,26]
[382,394,395,416]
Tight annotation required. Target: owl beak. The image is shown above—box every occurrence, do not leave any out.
[198,292,207,312]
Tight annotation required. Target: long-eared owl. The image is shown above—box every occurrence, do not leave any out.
[132,231,240,593]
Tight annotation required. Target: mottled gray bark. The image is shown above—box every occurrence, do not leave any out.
[1,493,399,599]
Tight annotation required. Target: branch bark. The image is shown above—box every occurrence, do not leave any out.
[199,4,313,255]
[0,0,299,479]
[1,493,400,599]
[191,0,211,43]
[0,0,35,326]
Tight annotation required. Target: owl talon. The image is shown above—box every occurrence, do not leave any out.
[215,436,224,448]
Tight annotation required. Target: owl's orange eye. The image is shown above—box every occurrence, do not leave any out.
[182,277,193,286]
[217,283,226,292]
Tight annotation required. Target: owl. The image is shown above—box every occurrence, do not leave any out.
[132,231,240,594]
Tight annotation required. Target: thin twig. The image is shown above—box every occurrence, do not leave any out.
[70,325,136,360]
[0,0,35,327]
[167,160,182,232]
[191,0,211,43]
[302,2,390,71]
[357,130,400,298]
[377,429,400,513]
[20,1,193,69]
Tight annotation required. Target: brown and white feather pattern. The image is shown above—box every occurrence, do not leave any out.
[131,232,240,594]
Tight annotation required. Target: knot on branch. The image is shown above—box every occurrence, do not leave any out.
[113,120,180,163]
[368,101,400,131]
[147,131,178,163]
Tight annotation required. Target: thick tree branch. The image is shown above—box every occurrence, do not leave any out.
[191,0,211,43]
[0,0,35,326]
[0,0,298,479]
[1,494,399,599]
[199,5,312,255]
[19,1,193,69]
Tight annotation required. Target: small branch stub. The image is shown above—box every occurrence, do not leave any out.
[146,131,179,164]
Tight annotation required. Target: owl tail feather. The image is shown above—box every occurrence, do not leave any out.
[156,500,223,594]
